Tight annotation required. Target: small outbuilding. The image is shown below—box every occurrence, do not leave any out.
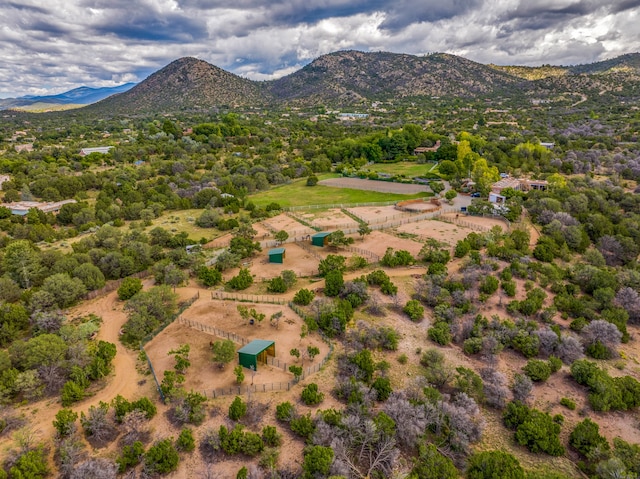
[268,247,286,263]
[237,340,276,370]
[311,231,332,247]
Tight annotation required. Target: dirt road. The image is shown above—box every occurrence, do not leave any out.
[2,290,142,445]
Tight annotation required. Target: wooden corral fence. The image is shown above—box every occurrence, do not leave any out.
[139,291,200,401]
[210,290,287,305]
[185,302,335,399]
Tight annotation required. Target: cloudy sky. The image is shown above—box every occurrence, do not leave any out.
[1,0,639,98]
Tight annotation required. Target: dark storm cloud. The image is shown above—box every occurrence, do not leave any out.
[92,14,208,42]
[611,0,640,12]
[5,2,50,14]
[379,0,483,31]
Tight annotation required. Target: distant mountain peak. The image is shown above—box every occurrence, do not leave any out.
[51,50,640,115]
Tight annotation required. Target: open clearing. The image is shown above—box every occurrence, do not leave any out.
[250,176,427,207]
[319,177,433,194]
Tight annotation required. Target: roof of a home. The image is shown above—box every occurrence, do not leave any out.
[269,248,286,255]
[312,231,332,238]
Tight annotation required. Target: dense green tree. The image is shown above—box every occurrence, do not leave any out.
[466,450,524,479]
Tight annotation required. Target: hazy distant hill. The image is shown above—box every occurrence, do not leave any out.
[67,50,640,114]
[88,57,269,114]
[0,83,135,111]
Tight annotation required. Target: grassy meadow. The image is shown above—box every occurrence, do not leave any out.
[249,176,428,208]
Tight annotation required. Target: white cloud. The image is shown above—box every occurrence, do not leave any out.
[0,0,638,97]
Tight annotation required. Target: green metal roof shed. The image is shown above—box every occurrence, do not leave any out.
[238,340,276,370]
[311,231,332,247]
[268,247,286,263]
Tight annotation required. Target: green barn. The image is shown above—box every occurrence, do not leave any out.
[311,231,331,247]
[237,340,276,370]
[268,247,286,263]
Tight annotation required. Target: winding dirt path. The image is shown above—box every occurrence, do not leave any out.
[2,290,140,445]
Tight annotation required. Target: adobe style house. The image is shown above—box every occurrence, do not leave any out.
[413,140,441,155]
[489,177,548,204]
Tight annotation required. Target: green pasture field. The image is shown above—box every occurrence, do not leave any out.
[249,176,428,208]
[367,161,438,177]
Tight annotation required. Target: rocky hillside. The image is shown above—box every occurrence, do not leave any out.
[88,57,270,114]
[84,51,640,114]
[267,50,523,104]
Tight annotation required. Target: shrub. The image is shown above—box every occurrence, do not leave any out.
[324,270,344,297]
[262,425,282,447]
[411,443,458,479]
[466,450,525,479]
[275,401,295,422]
[145,438,179,474]
[229,396,247,421]
[503,402,565,456]
[293,288,315,305]
[233,365,245,384]
[302,446,334,479]
[196,266,222,287]
[117,441,145,473]
[118,277,143,301]
[267,276,287,293]
[218,424,264,456]
[454,239,471,258]
[560,397,576,410]
[403,300,424,322]
[463,337,483,355]
[290,413,315,440]
[176,428,195,452]
[371,376,393,401]
[480,276,500,295]
[301,383,324,406]
[227,268,253,290]
[502,280,517,297]
[523,359,552,382]
[112,395,157,422]
[428,322,452,345]
[570,359,640,411]
[61,380,85,406]
[53,408,78,438]
[289,365,303,381]
[570,418,610,458]
[8,448,49,479]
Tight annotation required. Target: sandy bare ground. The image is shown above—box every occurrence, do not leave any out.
[358,230,424,257]
[145,296,330,397]
[347,205,414,223]
[440,213,508,231]
[319,177,432,194]
[394,218,484,247]
[298,208,359,230]
[261,213,315,238]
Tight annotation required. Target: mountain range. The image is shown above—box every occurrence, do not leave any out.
[24,51,640,115]
[0,83,136,111]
